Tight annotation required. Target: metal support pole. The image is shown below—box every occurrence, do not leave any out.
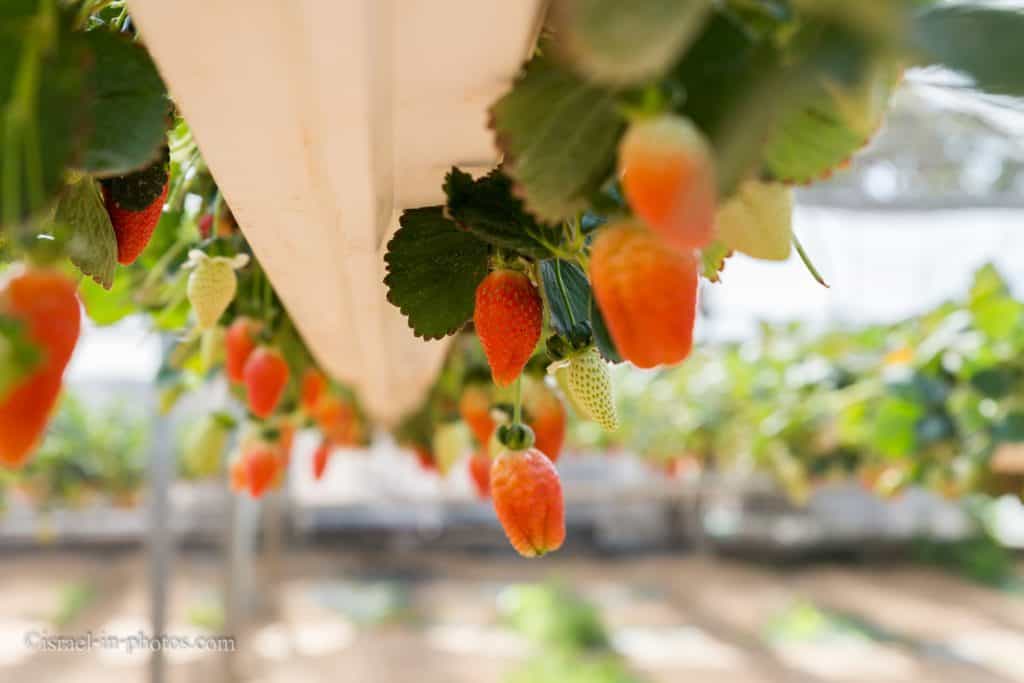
[147,402,173,683]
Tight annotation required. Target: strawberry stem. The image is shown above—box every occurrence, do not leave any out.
[512,375,522,426]
[793,234,829,289]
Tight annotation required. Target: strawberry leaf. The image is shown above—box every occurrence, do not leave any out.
[550,0,711,85]
[80,30,169,177]
[700,241,732,283]
[489,53,625,223]
[539,259,591,337]
[590,296,622,364]
[444,168,562,259]
[384,207,490,340]
[54,174,118,289]
[715,180,793,261]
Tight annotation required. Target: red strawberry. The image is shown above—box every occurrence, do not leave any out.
[590,222,698,369]
[619,114,717,251]
[244,440,283,498]
[103,181,169,265]
[225,317,260,384]
[468,450,492,499]
[313,394,357,445]
[229,456,248,493]
[0,267,81,468]
[312,439,333,481]
[301,368,327,414]
[459,384,495,446]
[491,446,565,557]
[277,420,296,464]
[412,445,436,472]
[524,381,567,463]
[243,347,290,418]
[474,269,542,387]
[197,214,214,240]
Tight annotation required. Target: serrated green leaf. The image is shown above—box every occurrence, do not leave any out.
[490,53,625,223]
[54,174,117,288]
[0,315,42,400]
[551,0,711,85]
[590,296,622,364]
[913,5,1024,98]
[700,241,732,282]
[443,168,561,258]
[79,30,168,176]
[384,207,490,340]
[539,259,591,337]
[715,180,792,261]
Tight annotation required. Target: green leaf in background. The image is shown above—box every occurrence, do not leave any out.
[871,395,922,458]
[994,412,1024,443]
[443,168,560,259]
[913,5,1024,98]
[970,367,1020,400]
[0,7,92,226]
[550,0,711,85]
[0,315,42,400]
[79,30,168,177]
[971,297,1022,340]
[539,259,591,337]
[54,174,117,288]
[714,180,792,261]
[384,207,490,340]
[79,268,136,325]
[590,296,622,364]
[489,53,625,223]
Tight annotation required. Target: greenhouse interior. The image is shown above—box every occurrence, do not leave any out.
[1,1,1024,682]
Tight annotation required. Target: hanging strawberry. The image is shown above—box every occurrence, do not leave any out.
[459,383,495,446]
[468,450,492,499]
[184,250,250,330]
[243,346,290,418]
[301,368,327,414]
[523,379,567,462]
[0,266,81,468]
[590,221,698,369]
[101,148,171,265]
[312,439,333,481]
[474,268,542,387]
[619,113,717,251]
[550,348,618,431]
[225,316,260,384]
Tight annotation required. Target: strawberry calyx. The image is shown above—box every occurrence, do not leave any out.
[497,422,535,451]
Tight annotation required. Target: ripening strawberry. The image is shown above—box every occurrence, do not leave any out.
[186,251,249,330]
[0,267,81,468]
[468,450,492,499]
[459,383,495,446]
[567,348,618,431]
[102,151,170,265]
[243,347,290,418]
[313,394,357,445]
[524,380,566,462]
[183,414,233,479]
[590,222,698,369]
[433,421,469,477]
[226,317,260,384]
[412,445,437,472]
[619,114,717,251]
[277,420,296,464]
[300,368,327,414]
[312,439,332,481]
[244,440,283,498]
[491,446,565,557]
[229,456,248,493]
[474,269,542,387]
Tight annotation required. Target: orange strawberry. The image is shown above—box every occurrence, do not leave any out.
[491,445,565,557]
[314,394,357,445]
[244,441,282,498]
[524,380,567,463]
[474,269,542,387]
[225,317,259,384]
[0,267,81,468]
[468,450,492,499]
[300,368,327,414]
[619,114,717,251]
[277,420,296,464]
[243,347,290,418]
[312,439,332,481]
[103,178,169,265]
[459,383,495,446]
[590,222,698,369]
[229,456,249,493]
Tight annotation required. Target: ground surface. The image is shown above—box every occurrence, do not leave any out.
[0,548,1021,683]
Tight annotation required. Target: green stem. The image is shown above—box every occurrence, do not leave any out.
[512,375,522,426]
[793,234,829,288]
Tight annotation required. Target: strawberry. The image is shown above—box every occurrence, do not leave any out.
[459,383,495,446]
[229,456,249,493]
[552,365,590,419]
[300,368,327,414]
[277,420,296,464]
[468,450,492,499]
[474,269,542,387]
[524,379,566,462]
[102,151,170,265]
[183,413,233,479]
[491,445,565,557]
[590,222,698,369]
[197,214,214,240]
[313,394,357,445]
[225,317,260,384]
[619,114,717,251]
[566,348,618,431]
[312,439,333,481]
[412,444,437,472]
[432,421,469,476]
[243,440,283,498]
[185,251,250,330]
[0,267,81,468]
[243,346,290,418]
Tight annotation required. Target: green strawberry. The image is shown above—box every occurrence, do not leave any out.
[185,250,250,330]
[553,364,591,420]
[567,348,618,431]
[183,412,236,479]
[432,421,469,477]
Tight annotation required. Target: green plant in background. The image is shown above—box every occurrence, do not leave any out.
[499,584,646,683]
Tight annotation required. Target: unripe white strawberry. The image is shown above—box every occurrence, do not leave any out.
[432,421,469,477]
[184,250,249,330]
[567,348,618,431]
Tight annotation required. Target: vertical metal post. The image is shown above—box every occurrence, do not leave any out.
[147,403,173,683]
